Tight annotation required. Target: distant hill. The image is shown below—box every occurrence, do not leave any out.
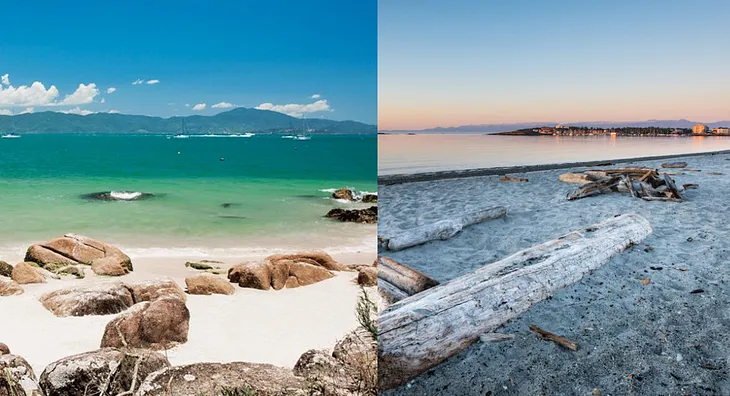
[382,119,730,134]
[0,107,376,134]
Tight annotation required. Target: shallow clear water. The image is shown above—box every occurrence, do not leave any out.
[379,134,730,174]
[0,134,376,250]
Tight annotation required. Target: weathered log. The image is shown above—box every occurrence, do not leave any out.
[641,196,684,203]
[661,162,687,168]
[567,176,621,200]
[378,213,652,391]
[499,175,528,182]
[623,175,637,198]
[377,256,439,297]
[662,173,683,200]
[378,279,409,312]
[558,173,590,184]
[381,206,507,251]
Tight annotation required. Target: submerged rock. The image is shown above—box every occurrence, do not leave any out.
[81,191,155,201]
[100,296,190,350]
[362,194,378,203]
[38,348,169,396]
[332,188,355,201]
[326,206,378,224]
[135,362,306,396]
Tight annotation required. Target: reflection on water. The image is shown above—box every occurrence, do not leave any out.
[379,134,730,174]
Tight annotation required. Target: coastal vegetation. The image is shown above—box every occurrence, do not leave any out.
[0,107,376,135]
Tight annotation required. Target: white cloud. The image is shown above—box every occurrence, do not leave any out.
[59,107,94,116]
[255,99,332,118]
[132,79,144,85]
[100,98,106,104]
[1,74,9,86]
[59,83,100,106]
[0,79,60,106]
[211,102,234,109]
[146,79,160,85]
[20,107,34,114]
[109,109,120,114]
[107,87,116,94]
[310,94,321,99]
[192,103,206,111]
[0,109,12,115]
[185,104,190,107]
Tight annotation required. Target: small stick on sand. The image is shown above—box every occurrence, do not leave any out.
[528,325,578,351]
[479,333,515,343]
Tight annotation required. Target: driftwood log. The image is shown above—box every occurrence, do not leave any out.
[381,206,507,251]
[499,175,528,182]
[378,213,652,391]
[377,256,439,308]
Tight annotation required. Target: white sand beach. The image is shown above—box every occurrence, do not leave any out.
[380,152,730,395]
[0,248,376,377]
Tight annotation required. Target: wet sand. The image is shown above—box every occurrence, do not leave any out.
[379,152,730,395]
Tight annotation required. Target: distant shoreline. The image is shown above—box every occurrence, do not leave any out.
[378,149,730,185]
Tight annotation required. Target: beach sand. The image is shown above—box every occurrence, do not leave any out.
[379,152,730,395]
[0,247,376,377]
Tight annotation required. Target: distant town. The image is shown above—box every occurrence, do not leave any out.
[498,123,729,137]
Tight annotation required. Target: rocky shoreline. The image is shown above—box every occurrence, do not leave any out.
[1,235,378,395]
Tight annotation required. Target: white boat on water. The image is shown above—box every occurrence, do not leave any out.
[170,119,190,138]
[1,133,20,139]
[282,135,295,139]
[291,118,313,140]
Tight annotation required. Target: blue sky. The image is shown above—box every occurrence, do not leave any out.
[0,0,376,123]
[379,0,730,129]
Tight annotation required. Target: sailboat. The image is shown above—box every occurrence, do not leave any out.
[172,119,190,139]
[2,120,20,138]
[281,118,296,139]
[293,118,312,140]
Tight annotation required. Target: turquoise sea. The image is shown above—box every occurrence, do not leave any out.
[0,134,376,252]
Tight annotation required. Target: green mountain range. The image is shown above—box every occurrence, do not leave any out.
[0,108,376,134]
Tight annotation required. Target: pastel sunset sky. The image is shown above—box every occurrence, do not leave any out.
[379,0,730,130]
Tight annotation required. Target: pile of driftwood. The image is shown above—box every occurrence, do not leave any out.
[377,214,653,390]
[561,167,688,202]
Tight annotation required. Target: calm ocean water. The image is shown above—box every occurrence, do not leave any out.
[0,134,376,251]
[379,134,730,175]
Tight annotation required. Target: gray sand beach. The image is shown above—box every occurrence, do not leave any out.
[379,151,730,395]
